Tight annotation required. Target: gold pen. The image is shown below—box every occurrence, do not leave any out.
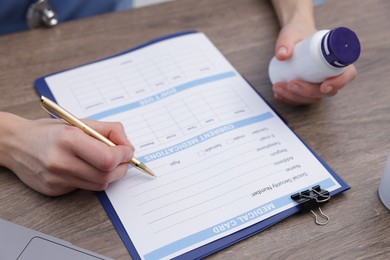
[40,95,155,177]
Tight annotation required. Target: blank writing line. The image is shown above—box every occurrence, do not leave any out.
[124,136,261,191]
[148,167,285,228]
[153,195,247,234]
[133,137,265,198]
[137,149,258,207]
[142,155,270,213]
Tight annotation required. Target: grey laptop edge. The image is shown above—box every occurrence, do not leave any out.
[0,219,112,260]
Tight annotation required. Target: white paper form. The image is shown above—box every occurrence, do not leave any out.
[43,32,343,260]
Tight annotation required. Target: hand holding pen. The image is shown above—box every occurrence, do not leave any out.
[40,96,155,177]
[0,97,153,196]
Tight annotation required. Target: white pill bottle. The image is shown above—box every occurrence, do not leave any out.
[268,27,361,84]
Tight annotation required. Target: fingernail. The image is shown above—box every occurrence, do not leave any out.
[289,85,301,94]
[274,86,284,95]
[277,46,288,56]
[322,85,334,93]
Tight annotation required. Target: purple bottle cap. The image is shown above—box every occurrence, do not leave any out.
[321,27,361,67]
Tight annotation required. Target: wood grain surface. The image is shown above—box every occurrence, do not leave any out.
[1,0,390,259]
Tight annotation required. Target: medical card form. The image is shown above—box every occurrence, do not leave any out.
[35,31,349,260]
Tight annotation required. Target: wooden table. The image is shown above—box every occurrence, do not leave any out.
[1,0,390,259]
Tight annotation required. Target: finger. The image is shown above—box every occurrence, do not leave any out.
[275,25,310,61]
[38,185,76,197]
[66,128,134,171]
[45,154,130,184]
[286,81,329,99]
[59,163,129,190]
[40,160,130,194]
[273,83,321,105]
[38,175,110,196]
[274,31,296,61]
[83,120,134,148]
[320,65,357,94]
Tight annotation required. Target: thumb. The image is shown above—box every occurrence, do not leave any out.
[274,30,296,61]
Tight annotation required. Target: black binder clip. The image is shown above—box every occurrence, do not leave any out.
[291,185,331,225]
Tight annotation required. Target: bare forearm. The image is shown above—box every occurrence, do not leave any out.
[0,112,25,168]
[271,0,315,28]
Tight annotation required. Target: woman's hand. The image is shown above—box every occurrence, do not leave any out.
[272,23,357,105]
[0,112,134,196]
[270,0,357,105]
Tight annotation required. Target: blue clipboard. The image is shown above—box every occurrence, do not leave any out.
[35,30,350,260]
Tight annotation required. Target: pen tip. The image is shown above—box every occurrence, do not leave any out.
[139,163,156,177]
[146,169,157,178]
[130,158,156,177]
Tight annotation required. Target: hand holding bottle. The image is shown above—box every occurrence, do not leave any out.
[269,23,359,105]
